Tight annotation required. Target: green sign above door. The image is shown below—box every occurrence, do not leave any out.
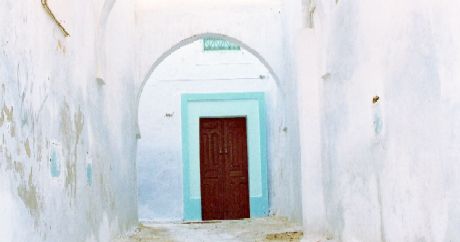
[203,38,241,51]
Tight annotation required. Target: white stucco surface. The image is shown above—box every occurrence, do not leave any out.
[297,0,460,241]
[0,0,138,241]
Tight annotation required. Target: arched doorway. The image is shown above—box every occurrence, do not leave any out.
[136,34,283,222]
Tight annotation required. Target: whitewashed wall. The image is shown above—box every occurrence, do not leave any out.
[136,0,304,222]
[0,0,138,241]
[297,0,460,241]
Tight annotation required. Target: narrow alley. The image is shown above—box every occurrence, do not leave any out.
[2,0,460,241]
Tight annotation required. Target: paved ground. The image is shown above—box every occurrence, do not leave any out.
[114,217,308,242]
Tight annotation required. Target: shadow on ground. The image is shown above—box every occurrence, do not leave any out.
[114,217,305,242]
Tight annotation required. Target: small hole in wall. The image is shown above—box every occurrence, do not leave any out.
[372,96,380,104]
[96,77,105,86]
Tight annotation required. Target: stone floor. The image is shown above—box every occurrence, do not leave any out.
[114,217,309,242]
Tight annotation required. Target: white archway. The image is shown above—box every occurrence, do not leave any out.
[136,33,285,103]
[136,33,301,223]
[135,33,287,140]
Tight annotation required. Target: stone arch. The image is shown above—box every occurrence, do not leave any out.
[136,32,284,102]
[135,32,285,138]
[134,32,286,221]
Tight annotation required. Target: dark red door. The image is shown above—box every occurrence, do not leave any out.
[200,117,250,220]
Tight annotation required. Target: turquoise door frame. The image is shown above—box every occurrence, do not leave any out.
[181,92,269,221]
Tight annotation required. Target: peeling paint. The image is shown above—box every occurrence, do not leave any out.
[0,110,4,127]
[36,141,43,163]
[3,105,13,122]
[74,108,84,142]
[24,138,31,158]
[59,103,77,196]
[5,150,13,170]
[57,40,66,54]
[13,161,25,178]
[60,103,72,139]
[10,122,15,137]
[65,160,76,196]
[17,170,41,223]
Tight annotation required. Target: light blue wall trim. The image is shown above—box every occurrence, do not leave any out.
[181,92,268,221]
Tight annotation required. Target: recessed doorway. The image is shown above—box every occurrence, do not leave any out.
[136,35,284,222]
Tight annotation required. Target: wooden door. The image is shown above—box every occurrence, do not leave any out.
[200,117,250,220]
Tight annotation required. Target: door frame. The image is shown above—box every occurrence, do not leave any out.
[181,92,268,221]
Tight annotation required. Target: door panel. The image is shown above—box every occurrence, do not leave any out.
[200,117,250,220]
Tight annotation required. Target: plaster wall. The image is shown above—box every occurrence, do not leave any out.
[136,1,304,222]
[0,0,138,241]
[137,40,278,221]
[297,0,460,241]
